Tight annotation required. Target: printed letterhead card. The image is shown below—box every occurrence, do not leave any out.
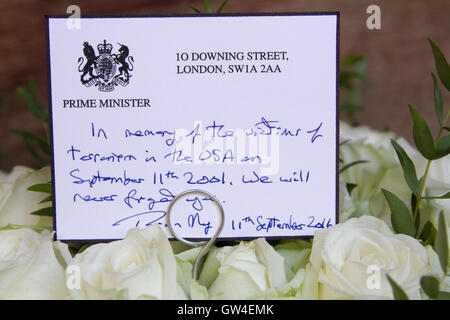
[47,13,339,241]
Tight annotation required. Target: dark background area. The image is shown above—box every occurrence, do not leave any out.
[0,0,449,171]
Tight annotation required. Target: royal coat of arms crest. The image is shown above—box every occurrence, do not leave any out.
[77,40,134,92]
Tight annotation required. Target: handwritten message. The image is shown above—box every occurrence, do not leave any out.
[47,14,338,240]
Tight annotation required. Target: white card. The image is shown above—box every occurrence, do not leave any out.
[47,13,339,241]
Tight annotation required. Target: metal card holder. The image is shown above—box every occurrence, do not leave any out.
[166,189,225,280]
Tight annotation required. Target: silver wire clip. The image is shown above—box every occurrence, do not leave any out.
[166,189,225,280]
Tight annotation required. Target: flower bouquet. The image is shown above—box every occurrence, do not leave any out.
[0,20,449,300]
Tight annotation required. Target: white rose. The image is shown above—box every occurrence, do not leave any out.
[340,121,397,149]
[309,215,431,299]
[68,225,186,300]
[340,122,450,257]
[340,122,450,222]
[0,166,52,228]
[0,226,71,299]
[195,238,287,299]
[174,246,202,299]
[340,122,426,225]
[274,240,311,282]
[259,240,317,299]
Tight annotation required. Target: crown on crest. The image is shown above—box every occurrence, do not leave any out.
[97,40,113,54]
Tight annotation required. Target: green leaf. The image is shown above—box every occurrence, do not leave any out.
[346,183,357,195]
[16,79,47,121]
[340,55,366,125]
[204,0,211,13]
[27,183,52,194]
[10,129,50,155]
[39,195,52,204]
[435,211,448,275]
[444,127,450,132]
[0,223,51,232]
[434,134,450,159]
[23,139,49,168]
[382,189,415,237]
[339,160,368,174]
[340,71,365,85]
[432,73,444,126]
[187,4,201,13]
[436,291,450,300]
[30,207,53,217]
[409,105,436,160]
[340,56,366,81]
[414,207,421,237]
[422,191,450,200]
[411,192,418,213]
[419,221,433,243]
[216,0,229,13]
[391,139,420,195]
[420,276,440,299]
[342,55,365,67]
[429,38,450,91]
[386,274,409,300]
[77,243,94,254]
